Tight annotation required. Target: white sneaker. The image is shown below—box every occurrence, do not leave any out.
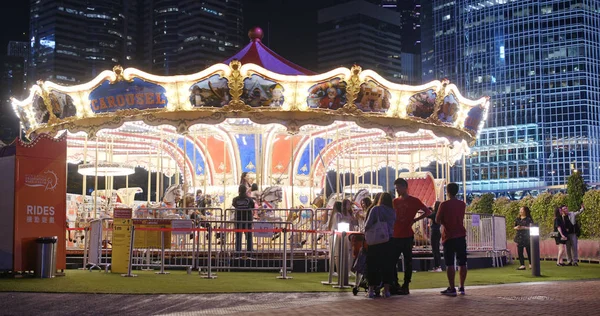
[429,267,442,272]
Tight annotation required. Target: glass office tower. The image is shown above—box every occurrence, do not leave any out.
[431,0,600,195]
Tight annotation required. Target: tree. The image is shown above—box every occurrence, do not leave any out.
[492,197,520,240]
[567,171,587,213]
[530,192,554,238]
[467,193,494,214]
[581,190,600,238]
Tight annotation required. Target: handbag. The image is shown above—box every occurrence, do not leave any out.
[364,209,389,245]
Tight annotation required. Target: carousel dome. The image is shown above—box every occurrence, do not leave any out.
[223,27,315,75]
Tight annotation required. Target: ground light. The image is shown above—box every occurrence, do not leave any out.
[333,222,351,289]
[530,226,541,276]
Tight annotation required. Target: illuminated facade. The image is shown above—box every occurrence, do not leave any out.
[432,0,600,194]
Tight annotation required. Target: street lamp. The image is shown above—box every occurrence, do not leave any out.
[530,226,541,276]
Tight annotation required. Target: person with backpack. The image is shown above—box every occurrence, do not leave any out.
[564,204,584,266]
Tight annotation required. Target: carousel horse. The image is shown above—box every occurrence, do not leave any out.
[260,186,283,209]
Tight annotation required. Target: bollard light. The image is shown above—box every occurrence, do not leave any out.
[530,225,541,277]
[530,226,539,236]
[337,222,350,232]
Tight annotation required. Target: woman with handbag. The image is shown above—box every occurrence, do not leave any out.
[553,207,569,266]
[514,206,534,270]
[364,192,396,298]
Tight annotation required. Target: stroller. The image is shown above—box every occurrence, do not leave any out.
[350,233,382,296]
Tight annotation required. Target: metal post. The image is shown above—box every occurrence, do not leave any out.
[321,232,336,285]
[278,227,292,279]
[491,215,499,267]
[121,225,137,277]
[333,231,350,288]
[156,231,169,274]
[530,226,541,277]
[202,226,217,279]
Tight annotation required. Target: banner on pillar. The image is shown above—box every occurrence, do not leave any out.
[13,134,67,272]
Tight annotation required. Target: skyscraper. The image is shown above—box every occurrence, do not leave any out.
[317,0,404,82]
[430,0,600,195]
[27,0,244,84]
[141,0,243,75]
[1,41,27,142]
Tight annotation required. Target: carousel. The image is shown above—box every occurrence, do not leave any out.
[11,27,490,242]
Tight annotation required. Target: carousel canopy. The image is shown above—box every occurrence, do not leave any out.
[223,27,315,76]
[11,27,490,200]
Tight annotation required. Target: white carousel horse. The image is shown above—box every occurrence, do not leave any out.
[260,186,283,209]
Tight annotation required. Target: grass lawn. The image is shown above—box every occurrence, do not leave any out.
[0,261,598,294]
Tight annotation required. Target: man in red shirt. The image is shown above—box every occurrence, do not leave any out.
[436,182,467,296]
[392,178,431,295]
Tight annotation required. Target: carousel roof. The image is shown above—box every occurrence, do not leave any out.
[223,27,315,76]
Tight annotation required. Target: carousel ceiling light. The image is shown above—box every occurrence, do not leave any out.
[78,161,136,177]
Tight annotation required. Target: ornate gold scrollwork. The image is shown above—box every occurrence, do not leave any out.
[343,65,362,114]
[110,65,133,84]
[225,60,247,110]
[36,81,59,125]
[430,78,450,123]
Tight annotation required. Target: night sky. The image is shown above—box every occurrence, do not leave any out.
[0,2,29,54]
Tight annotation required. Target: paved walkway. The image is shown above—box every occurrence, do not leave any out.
[2,280,599,315]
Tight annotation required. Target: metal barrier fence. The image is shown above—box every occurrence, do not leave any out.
[79,208,508,272]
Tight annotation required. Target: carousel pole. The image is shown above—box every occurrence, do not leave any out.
[436,142,440,179]
[110,137,114,192]
[309,133,314,204]
[349,135,353,198]
[183,134,187,208]
[193,133,197,193]
[462,148,467,203]
[168,158,172,187]
[385,138,389,193]
[223,135,227,210]
[147,143,152,204]
[418,141,422,173]
[335,128,340,198]
[93,138,99,219]
[370,141,374,197]
[159,135,164,200]
[446,145,451,183]
[156,146,160,203]
[203,133,207,199]
[104,140,109,194]
[254,131,259,190]
[290,134,295,208]
[395,140,399,181]
[125,150,129,200]
[82,135,88,200]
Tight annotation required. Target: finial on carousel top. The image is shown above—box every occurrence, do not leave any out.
[248,27,264,42]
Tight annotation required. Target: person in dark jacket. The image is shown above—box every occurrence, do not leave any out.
[232,184,255,252]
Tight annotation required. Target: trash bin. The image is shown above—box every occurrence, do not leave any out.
[35,236,58,278]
